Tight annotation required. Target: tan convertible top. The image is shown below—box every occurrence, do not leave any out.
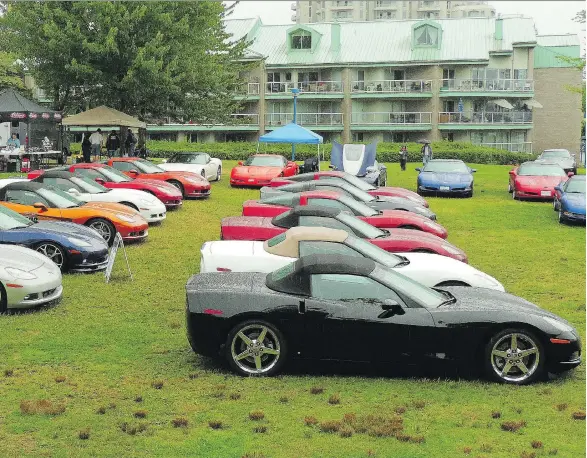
[264,226,349,258]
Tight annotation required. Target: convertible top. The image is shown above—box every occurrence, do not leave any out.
[272,205,343,228]
[32,170,75,180]
[265,254,376,295]
[264,226,349,258]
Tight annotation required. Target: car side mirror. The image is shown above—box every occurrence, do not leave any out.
[567,172,574,177]
[129,169,139,175]
[238,161,244,166]
[95,178,106,185]
[554,185,562,191]
[68,188,80,195]
[415,167,421,171]
[33,202,48,211]
[381,299,404,315]
[206,157,211,164]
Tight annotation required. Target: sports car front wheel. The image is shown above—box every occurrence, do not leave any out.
[35,242,67,271]
[484,328,544,385]
[226,320,287,376]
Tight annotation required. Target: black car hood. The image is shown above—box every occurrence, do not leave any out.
[31,221,106,242]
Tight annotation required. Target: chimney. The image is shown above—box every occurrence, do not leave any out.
[331,23,341,53]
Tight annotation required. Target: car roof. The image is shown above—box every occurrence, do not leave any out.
[110,157,141,162]
[250,154,284,158]
[265,254,376,295]
[264,226,349,258]
[1,180,49,191]
[35,170,75,179]
[288,205,341,217]
[427,159,464,163]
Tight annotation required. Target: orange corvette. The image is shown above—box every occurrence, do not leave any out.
[104,157,211,198]
[0,181,148,245]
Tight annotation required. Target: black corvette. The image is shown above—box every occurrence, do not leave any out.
[186,255,581,384]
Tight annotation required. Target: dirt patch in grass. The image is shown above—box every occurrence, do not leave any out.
[4,369,13,377]
[120,422,149,436]
[54,376,66,383]
[571,411,586,420]
[491,411,501,419]
[501,420,527,432]
[249,410,265,421]
[172,417,189,428]
[134,410,147,419]
[151,380,164,390]
[531,441,543,449]
[253,425,267,434]
[78,428,90,440]
[304,416,318,426]
[20,399,65,416]
[328,394,340,405]
[209,420,225,430]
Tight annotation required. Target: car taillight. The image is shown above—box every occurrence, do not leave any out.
[203,309,223,315]
[216,267,231,272]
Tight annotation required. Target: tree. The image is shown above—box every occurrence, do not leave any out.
[0,52,25,91]
[0,1,251,122]
[573,9,585,24]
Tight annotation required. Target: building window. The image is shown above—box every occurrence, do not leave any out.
[415,24,439,46]
[377,11,396,19]
[514,69,528,80]
[353,132,364,142]
[334,11,351,19]
[292,31,312,49]
[418,11,437,19]
[336,0,352,6]
[468,10,482,17]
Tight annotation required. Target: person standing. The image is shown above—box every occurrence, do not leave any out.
[125,129,137,157]
[6,133,20,149]
[106,130,120,158]
[81,133,92,163]
[421,142,432,165]
[89,128,103,160]
[399,145,408,171]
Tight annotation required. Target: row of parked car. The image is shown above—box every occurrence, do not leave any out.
[0,153,221,313]
[186,166,581,385]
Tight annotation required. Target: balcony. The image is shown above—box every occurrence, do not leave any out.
[331,1,354,9]
[229,113,260,125]
[265,113,343,129]
[265,82,297,95]
[418,0,440,10]
[297,80,343,94]
[439,79,534,96]
[351,112,432,131]
[266,81,344,98]
[438,111,533,130]
[235,82,261,97]
[351,80,433,97]
[480,142,533,153]
[374,1,397,9]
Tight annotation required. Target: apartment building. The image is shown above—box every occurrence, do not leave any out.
[292,1,496,23]
[138,16,582,154]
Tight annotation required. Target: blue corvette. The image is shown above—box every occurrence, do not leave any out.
[553,175,586,224]
[0,205,109,272]
[416,159,476,197]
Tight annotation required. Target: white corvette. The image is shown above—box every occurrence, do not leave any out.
[159,152,222,182]
[0,172,166,224]
[200,226,505,291]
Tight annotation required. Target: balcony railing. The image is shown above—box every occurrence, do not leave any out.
[352,80,432,93]
[480,142,533,153]
[265,113,343,126]
[438,111,533,124]
[374,1,398,9]
[297,80,343,93]
[351,112,432,124]
[265,82,297,95]
[236,82,260,96]
[229,113,259,125]
[440,78,534,92]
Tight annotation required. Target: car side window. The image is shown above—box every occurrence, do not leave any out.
[298,216,357,235]
[310,274,399,302]
[74,169,101,180]
[112,161,134,172]
[263,194,299,206]
[299,241,361,258]
[307,198,349,212]
[43,177,80,192]
[5,189,49,206]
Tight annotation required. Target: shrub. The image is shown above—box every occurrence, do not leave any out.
[531,441,543,449]
[310,386,324,395]
[209,420,224,430]
[491,411,501,419]
[319,420,342,433]
[54,376,66,383]
[4,369,14,377]
[134,410,148,419]
[172,417,189,428]
[339,426,353,438]
[328,394,341,405]
[120,422,148,435]
[571,411,586,420]
[253,425,267,434]
[151,380,164,389]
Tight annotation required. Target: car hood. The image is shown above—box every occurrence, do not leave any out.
[82,201,141,218]
[232,166,283,178]
[562,193,586,211]
[419,172,472,184]
[30,220,109,243]
[107,188,160,203]
[516,175,564,187]
[133,179,183,194]
[159,163,204,172]
[0,245,47,271]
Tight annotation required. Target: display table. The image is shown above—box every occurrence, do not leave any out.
[0,149,64,172]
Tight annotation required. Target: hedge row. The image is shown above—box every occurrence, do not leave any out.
[69,141,536,165]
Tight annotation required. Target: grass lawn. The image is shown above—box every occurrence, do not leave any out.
[0,161,585,458]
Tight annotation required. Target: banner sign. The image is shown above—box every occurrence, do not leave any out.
[105,232,133,283]
[42,113,51,119]
[54,113,62,120]
[10,112,27,119]
[29,113,38,119]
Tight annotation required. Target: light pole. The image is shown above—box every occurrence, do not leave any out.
[291,88,300,161]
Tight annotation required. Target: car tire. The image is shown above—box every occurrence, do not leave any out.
[35,242,68,271]
[553,198,559,211]
[507,182,512,193]
[0,283,7,315]
[484,328,545,385]
[86,218,116,245]
[167,180,185,197]
[558,210,566,224]
[225,319,287,377]
[512,189,518,200]
[573,168,577,175]
[216,166,222,181]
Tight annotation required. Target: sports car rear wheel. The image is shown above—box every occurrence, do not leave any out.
[226,320,286,376]
[86,218,116,245]
[35,243,67,271]
[485,329,544,385]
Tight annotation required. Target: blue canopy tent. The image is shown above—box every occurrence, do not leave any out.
[258,122,323,166]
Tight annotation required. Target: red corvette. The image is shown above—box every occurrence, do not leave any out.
[28,163,184,208]
[509,161,572,200]
[104,158,211,198]
[221,205,467,262]
[242,190,447,238]
[230,154,298,187]
[270,170,429,207]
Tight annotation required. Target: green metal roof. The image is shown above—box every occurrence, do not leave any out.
[534,46,581,69]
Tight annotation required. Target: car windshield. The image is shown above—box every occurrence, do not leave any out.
[98,166,131,183]
[133,159,165,174]
[518,164,566,176]
[244,156,284,167]
[337,212,384,239]
[0,204,32,229]
[541,150,570,159]
[422,161,469,173]
[565,178,586,194]
[345,236,403,268]
[337,194,378,216]
[169,153,207,164]
[371,265,446,308]
[340,174,374,191]
[324,182,375,202]
[38,186,83,208]
[71,176,109,193]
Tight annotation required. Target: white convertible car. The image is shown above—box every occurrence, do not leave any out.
[1,245,63,313]
[159,152,222,182]
[0,171,167,224]
[200,226,505,291]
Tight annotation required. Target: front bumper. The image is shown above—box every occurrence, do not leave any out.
[418,185,472,196]
[117,223,149,242]
[185,185,211,198]
[139,204,167,224]
[8,284,63,309]
[161,197,183,208]
[515,188,555,199]
[546,336,582,373]
[69,249,109,273]
[561,210,586,222]
[230,177,273,187]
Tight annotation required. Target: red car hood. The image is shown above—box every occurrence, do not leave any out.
[133,178,183,194]
[516,175,565,189]
[233,166,283,178]
[370,187,429,207]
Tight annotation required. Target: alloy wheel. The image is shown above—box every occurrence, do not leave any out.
[36,243,65,269]
[89,220,113,242]
[490,332,540,383]
[230,324,281,375]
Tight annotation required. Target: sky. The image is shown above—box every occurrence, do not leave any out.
[229,1,585,42]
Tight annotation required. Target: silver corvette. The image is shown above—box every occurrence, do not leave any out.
[0,245,63,313]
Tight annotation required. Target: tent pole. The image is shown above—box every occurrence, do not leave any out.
[292,143,295,161]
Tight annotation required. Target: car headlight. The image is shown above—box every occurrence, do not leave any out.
[67,237,92,247]
[116,214,135,223]
[5,267,37,280]
[542,316,575,333]
[442,245,462,255]
[186,177,202,184]
[140,198,155,206]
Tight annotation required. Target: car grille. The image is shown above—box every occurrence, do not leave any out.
[24,288,57,301]
[151,212,166,218]
[128,230,147,237]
